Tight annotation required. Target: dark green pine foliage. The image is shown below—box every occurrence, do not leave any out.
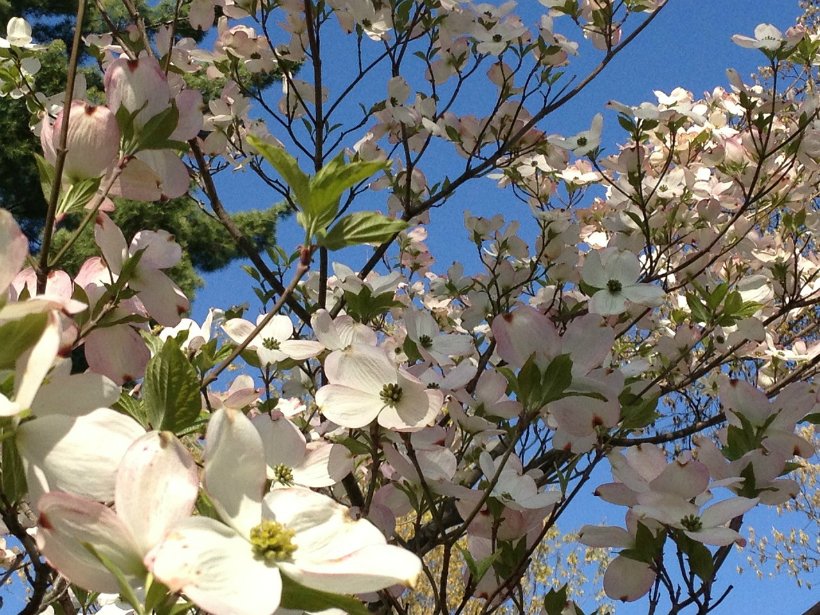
[0,0,287,301]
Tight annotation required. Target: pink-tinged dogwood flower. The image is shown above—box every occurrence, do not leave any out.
[582,248,665,315]
[223,314,323,366]
[316,343,443,431]
[35,431,198,593]
[41,100,120,182]
[633,492,758,546]
[549,114,603,156]
[578,512,659,602]
[731,24,793,52]
[105,56,171,128]
[95,212,189,327]
[146,408,422,615]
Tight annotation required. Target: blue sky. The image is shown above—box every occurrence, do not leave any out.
[188,2,820,613]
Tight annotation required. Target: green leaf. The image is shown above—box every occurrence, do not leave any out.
[620,395,660,430]
[247,135,310,209]
[319,211,409,251]
[279,572,369,615]
[82,543,145,615]
[34,153,55,202]
[134,104,180,152]
[57,176,102,218]
[540,354,574,405]
[142,338,202,433]
[544,584,569,615]
[686,293,709,324]
[0,312,48,370]
[113,392,148,428]
[1,437,28,505]
[309,152,389,217]
[674,531,714,582]
[456,545,500,583]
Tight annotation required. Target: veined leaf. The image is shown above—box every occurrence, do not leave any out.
[319,211,408,250]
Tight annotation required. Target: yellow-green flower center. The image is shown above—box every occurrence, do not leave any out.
[262,337,281,350]
[380,383,403,407]
[680,514,703,532]
[250,520,298,563]
[273,463,294,486]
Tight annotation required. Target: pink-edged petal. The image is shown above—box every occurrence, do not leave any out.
[116,431,199,556]
[292,442,352,488]
[134,150,190,200]
[323,344,397,390]
[649,457,710,500]
[132,268,187,326]
[563,314,614,375]
[130,230,182,270]
[84,325,151,384]
[603,555,655,602]
[204,408,265,537]
[37,492,144,593]
[18,409,145,507]
[146,516,282,615]
[685,527,745,546]
[550,397,619,437]
[315,385,383,429]
[0,208,28,295]
[595,482,638,507]
[109,158,163,201]
[577,525,632,548]
[171,89,204,140]
[720,379,771,425]
[700,497,758,528]
[491,305,558,368]
[94,212,128,274]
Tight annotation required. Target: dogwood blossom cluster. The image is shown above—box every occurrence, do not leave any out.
[0,4,819,615]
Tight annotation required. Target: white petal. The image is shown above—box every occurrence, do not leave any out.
[33,371,120,417]
[265,488,421,593]
[146,516,282,615]
[589,290,628,316]
[204,409,265,537]
[700,497,758,528]
[292,442,352,488]
[577,525,632,548]
[18,409,145,507]
[253,413,306,471]
[315,385,383,429]
[323,344,397,391]
[222,319,256,346]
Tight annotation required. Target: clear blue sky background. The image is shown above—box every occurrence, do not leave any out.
[191,2,820,614]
